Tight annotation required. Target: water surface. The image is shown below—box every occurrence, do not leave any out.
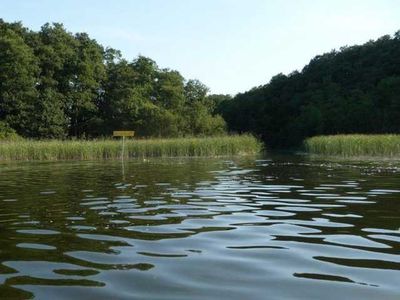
[0,155,400,299]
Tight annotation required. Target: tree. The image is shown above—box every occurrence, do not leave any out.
[0,28,39,136]
[377,76,400,131]
[66,32,106,137]
[101,59,141,133]
[184,79,209,103]
[154,69,185,109]
[206,94,232,115]
[31,23,77,138]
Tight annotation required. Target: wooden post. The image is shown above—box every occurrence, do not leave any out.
[122,136,125,160]
[121,136,125,180]
[113,131,135,181]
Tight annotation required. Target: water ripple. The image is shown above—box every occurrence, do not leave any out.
[0,157,399,299]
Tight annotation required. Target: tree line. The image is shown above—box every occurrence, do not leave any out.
[220,31,400,147]
[0,20,227,139]
[2,20,399,147]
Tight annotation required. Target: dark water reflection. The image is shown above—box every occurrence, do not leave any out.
[0,155,400,299]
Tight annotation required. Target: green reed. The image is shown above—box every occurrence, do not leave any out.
[0,135,262,161]
[304,134,400,157]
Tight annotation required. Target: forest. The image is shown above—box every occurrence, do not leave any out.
[0,20,226,139]
[1,19,400,148]
[220,31,400,147]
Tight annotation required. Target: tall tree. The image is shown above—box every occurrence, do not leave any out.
[30,23,77,138]
[66,32,106,137]
[0,27,39,136]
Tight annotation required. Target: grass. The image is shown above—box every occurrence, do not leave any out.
[304,134,400,157]
[0,135,262,161]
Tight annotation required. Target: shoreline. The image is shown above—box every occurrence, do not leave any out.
[0,135,262,161]
[304,134,400,157]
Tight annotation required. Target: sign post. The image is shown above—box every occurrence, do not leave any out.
[113,131,135,180]
[113,131,135,155]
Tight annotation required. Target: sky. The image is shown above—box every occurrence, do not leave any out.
[1,0,400,95]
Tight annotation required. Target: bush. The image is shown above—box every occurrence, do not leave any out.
[0,121,21,140]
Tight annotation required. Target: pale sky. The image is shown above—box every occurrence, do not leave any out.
[1,0,400,95]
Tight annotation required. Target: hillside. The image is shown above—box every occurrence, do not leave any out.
[220,32,400,147]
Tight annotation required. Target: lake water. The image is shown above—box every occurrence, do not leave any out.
[0,155,400,299]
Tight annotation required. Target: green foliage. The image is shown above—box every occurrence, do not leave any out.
[305,134,400,157]
[207,94,233,115]
[183,101,227,136]
[5,19,398,148]
[155,70,185,109]
[0,121,20,140]
[34,88,68,138]
[0,135,262,160]
[184,79,209,103]
[222,32,400,148]
[136,103,180,137]
[66,32,106,137]
[0,20,226,140]
[0,26,39,136]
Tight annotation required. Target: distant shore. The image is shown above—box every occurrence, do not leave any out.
[304,134,400,157]
[0,135,262,161]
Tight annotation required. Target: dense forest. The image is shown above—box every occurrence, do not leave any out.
[221,31,400,147]
[1,20,400,147]
[0,20,226,139]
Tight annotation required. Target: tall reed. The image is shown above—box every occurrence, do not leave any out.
[304,134,400,157]
[0,135,262,161]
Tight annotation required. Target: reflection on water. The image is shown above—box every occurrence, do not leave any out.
[0,155,400,299]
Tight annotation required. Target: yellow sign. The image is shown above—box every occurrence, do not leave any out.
[113,131,135,137]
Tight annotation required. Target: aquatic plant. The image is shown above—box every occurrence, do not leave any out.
[304,134,400,157]
[0,135,262,160]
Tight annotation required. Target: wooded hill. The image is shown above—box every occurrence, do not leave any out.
[220,31,400,147]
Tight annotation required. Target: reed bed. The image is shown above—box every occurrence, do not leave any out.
[304,134,400,157]
[0,135,262,161]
